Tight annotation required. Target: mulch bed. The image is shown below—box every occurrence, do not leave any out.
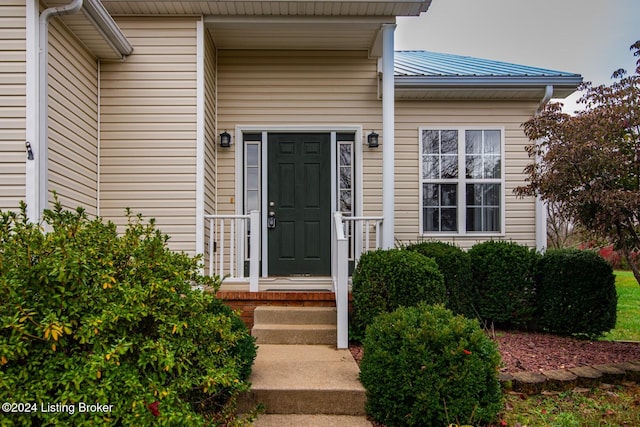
[349,331,640,373]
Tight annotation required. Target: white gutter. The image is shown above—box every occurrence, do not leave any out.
[82,0,133,59]
[535,85,553,251]
[381,23,396,249]
[37,0,84,221]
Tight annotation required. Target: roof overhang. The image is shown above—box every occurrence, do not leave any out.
[395,76,584,100]
[43,0,133,60]
[100,0,432,17]
[105,0,431,55]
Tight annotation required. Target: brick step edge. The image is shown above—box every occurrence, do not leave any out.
[499,360,640,395]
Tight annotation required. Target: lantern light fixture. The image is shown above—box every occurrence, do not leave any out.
[367,131,379,148]
[220,130,231,148]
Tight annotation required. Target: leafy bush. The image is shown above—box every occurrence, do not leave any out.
[468,241,539,329]
[350,249,446,341]
[537,249,617,338]
[406,241,476,318]
[0,203,257,426]
[360,304,503,427]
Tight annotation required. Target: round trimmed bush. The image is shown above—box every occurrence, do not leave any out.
[360,304,503,427]
[0,203,257,426]
[406,241,476,318]
[350,249,446,341]
[468,240,539,329]
[537,249,617,338]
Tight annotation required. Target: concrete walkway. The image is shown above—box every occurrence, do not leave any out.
[240,344,370,426]
[253,414,371,426]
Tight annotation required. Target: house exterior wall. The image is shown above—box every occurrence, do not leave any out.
[203,28,217,262]
[217,50,538,249]
[47,15,99,215]
[395,100,539,248]
[0,1,26,212]
[216,49,382,217]
[99,17,199,254]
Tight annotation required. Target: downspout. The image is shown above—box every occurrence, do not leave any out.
[535,85,553,251]
[37,0,84,221]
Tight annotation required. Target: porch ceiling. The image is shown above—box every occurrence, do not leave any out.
[204,16,391,52]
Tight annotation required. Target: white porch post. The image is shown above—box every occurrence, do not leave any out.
[25,0,39,222]
[381,23,396,249]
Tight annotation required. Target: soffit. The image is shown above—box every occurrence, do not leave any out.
[43,0,132,60]
[99,1,432,17]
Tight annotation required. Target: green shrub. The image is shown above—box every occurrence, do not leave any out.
[406,241,476,318]
[537,249,617,338]
[350,249,446,341]
[468,241,539,329]
[360,304,503,427]
[0,202,257,426]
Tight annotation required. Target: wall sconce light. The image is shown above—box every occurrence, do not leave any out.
[367,131,379,148]
[219,131,231,148]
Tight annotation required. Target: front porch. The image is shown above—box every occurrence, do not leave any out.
[206,212,382,348]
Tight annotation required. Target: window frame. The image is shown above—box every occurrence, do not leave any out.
[419,126,506,237]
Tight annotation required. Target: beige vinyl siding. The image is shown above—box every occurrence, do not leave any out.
[217,50,382,216]
[48,15,99,215]
[99,17,198,254]
[395,100,539,249]
[203,29,217,263]
[0,1,26,211]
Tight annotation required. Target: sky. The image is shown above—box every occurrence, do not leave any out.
[395,0,640,113]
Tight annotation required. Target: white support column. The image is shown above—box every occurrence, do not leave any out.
[381,23,396,249]
[25,0,39,222]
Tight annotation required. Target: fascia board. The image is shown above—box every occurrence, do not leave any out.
[395,75,583,89]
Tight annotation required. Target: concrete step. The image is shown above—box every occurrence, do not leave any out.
[253,323,337,345]
[239,344,366,416]
[254,306,337,325]
[252,306,337,345]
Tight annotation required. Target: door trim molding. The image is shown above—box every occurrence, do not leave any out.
[234,125,363,277]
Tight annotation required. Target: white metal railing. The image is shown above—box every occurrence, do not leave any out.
[332,212,383,349]
[205,211,260,292]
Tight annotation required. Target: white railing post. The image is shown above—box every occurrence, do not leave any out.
[333,212,349,349]
[219,218,225,278]
[208,217,214,276]
[236,217,245,279]
[249,210,260,292]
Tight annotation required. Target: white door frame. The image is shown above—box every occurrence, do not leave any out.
[234,125,363,277]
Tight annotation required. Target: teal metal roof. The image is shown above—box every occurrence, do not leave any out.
[395,50,580,78]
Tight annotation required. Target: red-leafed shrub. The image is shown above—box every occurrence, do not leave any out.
[598,245,621,269]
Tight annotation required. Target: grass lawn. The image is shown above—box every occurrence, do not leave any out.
[500,384,640,427]
[499,270,640,427]
[603,270,640,342]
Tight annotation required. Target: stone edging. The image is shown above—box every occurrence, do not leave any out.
[499,360,640,394]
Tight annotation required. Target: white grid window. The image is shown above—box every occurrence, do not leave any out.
[420,128,504,235]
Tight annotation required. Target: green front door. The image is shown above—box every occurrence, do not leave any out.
[267,133,331,276]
